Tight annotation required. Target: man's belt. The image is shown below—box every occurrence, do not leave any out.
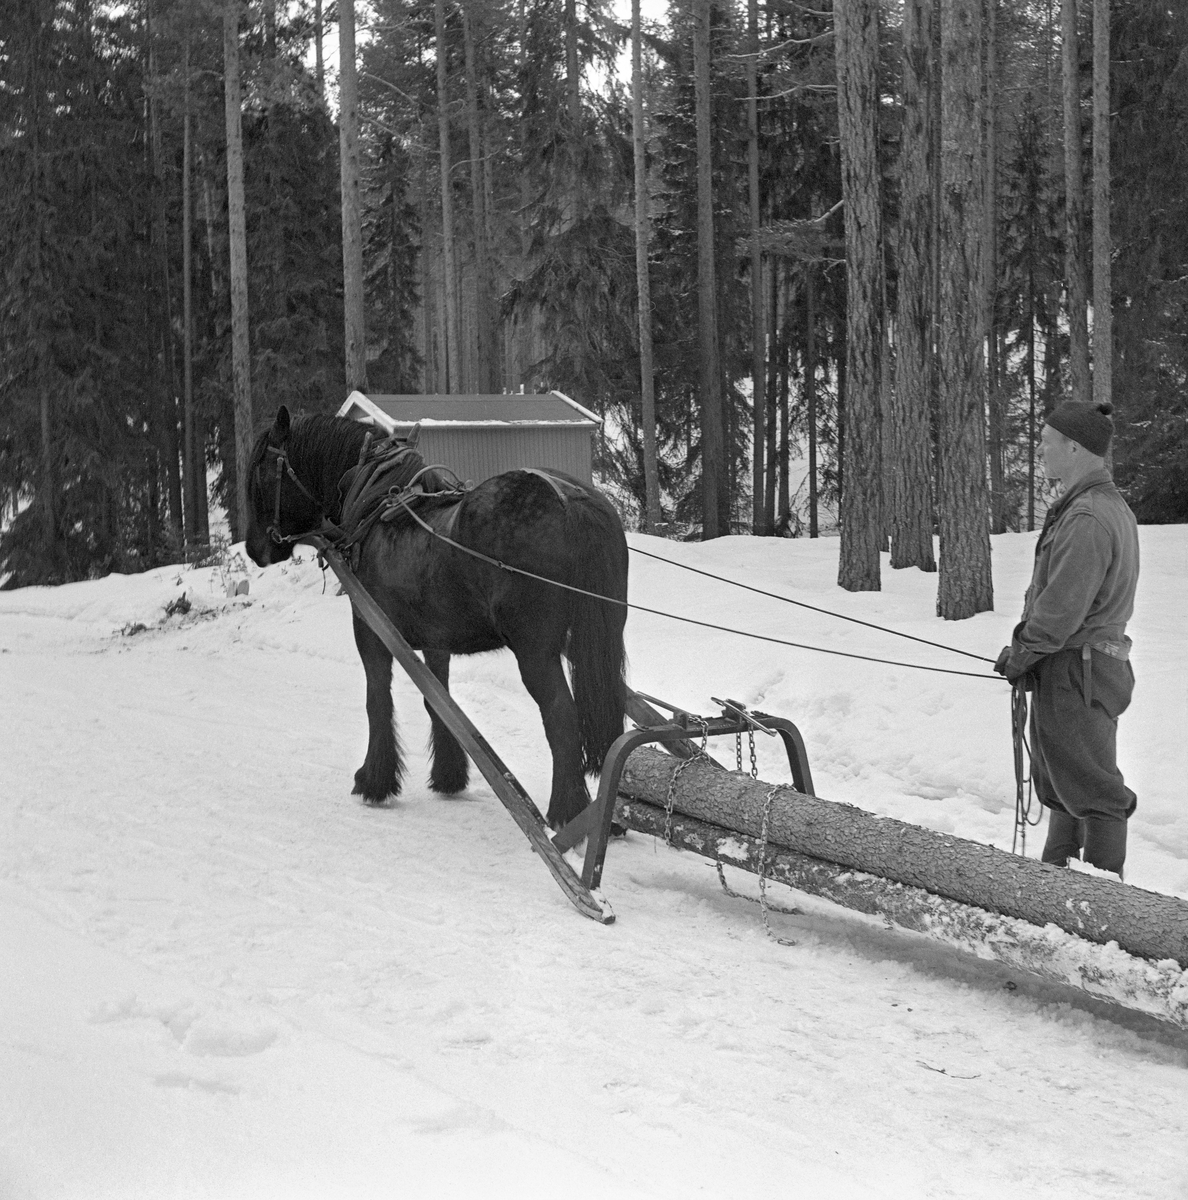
[1088,639,1129,661]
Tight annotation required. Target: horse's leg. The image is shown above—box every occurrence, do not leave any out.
[422,649,469,794]
[514,647,588,830]
[351,609,404,803]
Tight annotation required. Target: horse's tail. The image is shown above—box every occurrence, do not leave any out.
[564,495,629,776]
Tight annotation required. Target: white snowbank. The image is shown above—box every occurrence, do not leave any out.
[2,527,1187,1199]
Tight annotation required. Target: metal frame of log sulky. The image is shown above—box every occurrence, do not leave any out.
[319,542,815,925]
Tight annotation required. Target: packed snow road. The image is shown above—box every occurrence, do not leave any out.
[3,531,1187,1199]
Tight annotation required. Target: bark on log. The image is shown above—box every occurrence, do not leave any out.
[618,747,1188,969]
[616,797,1188,1029]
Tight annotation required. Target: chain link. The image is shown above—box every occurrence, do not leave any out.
[666,710,794,944]
[663,719,710,846]
[713,783,798,945]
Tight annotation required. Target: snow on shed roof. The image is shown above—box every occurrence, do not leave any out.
[338,391,600,430]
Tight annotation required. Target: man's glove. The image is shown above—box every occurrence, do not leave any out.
[995,643,1040,685]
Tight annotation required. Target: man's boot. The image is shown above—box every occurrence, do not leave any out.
[1082,817,1127,878]
[1041,807,1083,867]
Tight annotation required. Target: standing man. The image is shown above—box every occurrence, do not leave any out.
[995,401,1140,876]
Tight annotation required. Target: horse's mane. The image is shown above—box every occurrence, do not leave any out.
[287,413,371,479]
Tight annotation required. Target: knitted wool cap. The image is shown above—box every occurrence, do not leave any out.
[1045,401,1115,457]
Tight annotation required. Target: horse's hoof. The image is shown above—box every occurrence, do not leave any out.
[429,765,470,795]
[353,767,399,805]
[545,798,589,833]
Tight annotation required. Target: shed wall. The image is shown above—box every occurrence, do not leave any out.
[396,425,594,485]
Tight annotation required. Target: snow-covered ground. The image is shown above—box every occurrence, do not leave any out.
[3,528,1187,1200]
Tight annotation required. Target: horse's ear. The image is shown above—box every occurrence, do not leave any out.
[271,405,291,444]
[404,422,420,449]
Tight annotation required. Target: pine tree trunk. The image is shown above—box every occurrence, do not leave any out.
[764,258,778,528]
[1062,0,1090,403]
[463,6,496,393]
[339,0,368,393]
[182,32,197,551]
[777,281,790,526]
[835,0,882,590]
[27,0,58,571]
[1027,271,1038,531]
[632,0,661,531]
[891,0,936,570]
[314,0,324,99]
[617,747,1188,969]
[223,0,252,541]
[806,264,819,538]
[936,0,993,619]
[1091,0,1111,413]
[694,0,725,539]
[436,0,460,393]
[565,0,581,223]
[747,0,765,535]
[416,131,435,391]
[984,0,1005,535]
[148,21,183,549]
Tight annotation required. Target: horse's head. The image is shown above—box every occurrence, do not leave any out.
[245,405,324,567]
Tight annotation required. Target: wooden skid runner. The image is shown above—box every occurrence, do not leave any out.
[319,542,614,924]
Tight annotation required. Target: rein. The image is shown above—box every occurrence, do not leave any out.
[258,433,1000,681]
[1010,680,1043,853]
[389,497,1002,681]
[265,446,325,546]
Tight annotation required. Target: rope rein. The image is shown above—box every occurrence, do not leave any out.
[1010,681,1043,854]
[265,440,1002,682]
[390,499,1002,682]
[629,545,996,665]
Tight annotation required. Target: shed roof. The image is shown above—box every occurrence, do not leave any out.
[338,391,599,430]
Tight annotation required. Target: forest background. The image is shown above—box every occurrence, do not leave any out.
[1,0,1185,616]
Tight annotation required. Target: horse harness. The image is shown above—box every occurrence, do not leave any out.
[260,431,582,565]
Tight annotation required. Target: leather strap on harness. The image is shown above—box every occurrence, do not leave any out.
[520,467,582,505]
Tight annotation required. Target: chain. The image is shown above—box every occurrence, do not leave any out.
[663,719,710,846]
[734,725,759,777]
[668,711,794,943]
[713,783,798,945]
[755,784,798,944]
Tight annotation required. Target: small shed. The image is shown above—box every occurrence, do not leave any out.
[336,391,601,485]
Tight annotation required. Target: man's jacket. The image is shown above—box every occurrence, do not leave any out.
[1007,467,1139,677]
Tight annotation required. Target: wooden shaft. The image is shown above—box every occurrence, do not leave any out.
[321,543,613,924]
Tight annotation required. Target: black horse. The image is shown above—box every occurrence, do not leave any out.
[244,406,628,831]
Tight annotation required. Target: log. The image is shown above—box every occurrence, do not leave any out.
[616,799,1188,1029]
[618,748,1188,969]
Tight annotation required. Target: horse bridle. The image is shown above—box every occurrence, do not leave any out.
[259,444,327,546]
